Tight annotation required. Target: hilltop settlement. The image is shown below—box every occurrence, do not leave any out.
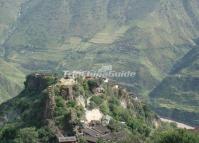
[0,73,198,143]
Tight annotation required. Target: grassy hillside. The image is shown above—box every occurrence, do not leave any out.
[0,59,25,103]
[150,47,199,126]
[0,0,27,43]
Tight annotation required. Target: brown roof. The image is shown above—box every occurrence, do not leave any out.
[58,136,77,142]
[82,128,100,137]
[92,125,110,135]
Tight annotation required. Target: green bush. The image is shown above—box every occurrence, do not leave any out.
[90,96,103,106]
[0,124,18,141]
[108,96,120,106]
[100,102,109,114]
[14,127,38,143]
[73,84,85,97]
[38,126,56,143]
[55,96,65,108]
[87,80,98,91]
[88,101,96,109]
[66,100,76,108]
[150,129,199,143]
[108,120,123,132]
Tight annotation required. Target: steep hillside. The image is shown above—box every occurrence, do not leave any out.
[0,73,159,143]
[0,59,25,103]
[0,0,27,43]
[0,73,198,143]
[150,47,199,126]
[171,46,199,75]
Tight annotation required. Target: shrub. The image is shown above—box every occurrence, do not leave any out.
[38,127,56,143]
[90,96,103,106]
[14,127,38,143]
[55,96,65,108]
[66,100,76,108]
[100,102,109,114]
[150,129,199,143]
[0,124,18,141]
[87,80,98,91]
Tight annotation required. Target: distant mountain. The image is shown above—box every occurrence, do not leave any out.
[0,59,25,102]
[150,47,199,126]
[171,45,199,75]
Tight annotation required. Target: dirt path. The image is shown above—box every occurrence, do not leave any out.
[160,118,195,130]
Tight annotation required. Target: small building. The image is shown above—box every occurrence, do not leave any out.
[82,128,100,137]
[81,122,111,143]
[58,136,77,143]
[92,125,110,135]
[59,78,76,100]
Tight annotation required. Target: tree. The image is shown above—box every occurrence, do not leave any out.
[90,96,103,106]
[100,102,109,114]
[14,127,38,143]
[0,124,18,142]
[150,129,199,143]
[38,127,56,143]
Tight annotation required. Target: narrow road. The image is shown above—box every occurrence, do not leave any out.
[160,118,195,130]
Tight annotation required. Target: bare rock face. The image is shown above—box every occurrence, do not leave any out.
[43,94,56,120]
[24,73,57,92]
[60,86,74,100]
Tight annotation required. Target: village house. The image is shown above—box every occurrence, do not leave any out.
[58,136,77,143]
[58,78,76,100]
[79,121,111,143]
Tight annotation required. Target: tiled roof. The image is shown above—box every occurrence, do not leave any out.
[82,128,100,137]
[58,136,77,142]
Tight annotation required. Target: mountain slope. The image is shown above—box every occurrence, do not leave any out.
[1,0,199,98]
[0,73,159,143]
[0,0,27,43]
[150,47,199,126]
[0,59,25,102]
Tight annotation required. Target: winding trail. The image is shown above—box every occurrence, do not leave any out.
[160,118,195,130]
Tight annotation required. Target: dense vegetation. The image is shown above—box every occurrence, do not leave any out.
[149,129,199,143]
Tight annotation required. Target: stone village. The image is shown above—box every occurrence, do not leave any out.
[27,72,140,143]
